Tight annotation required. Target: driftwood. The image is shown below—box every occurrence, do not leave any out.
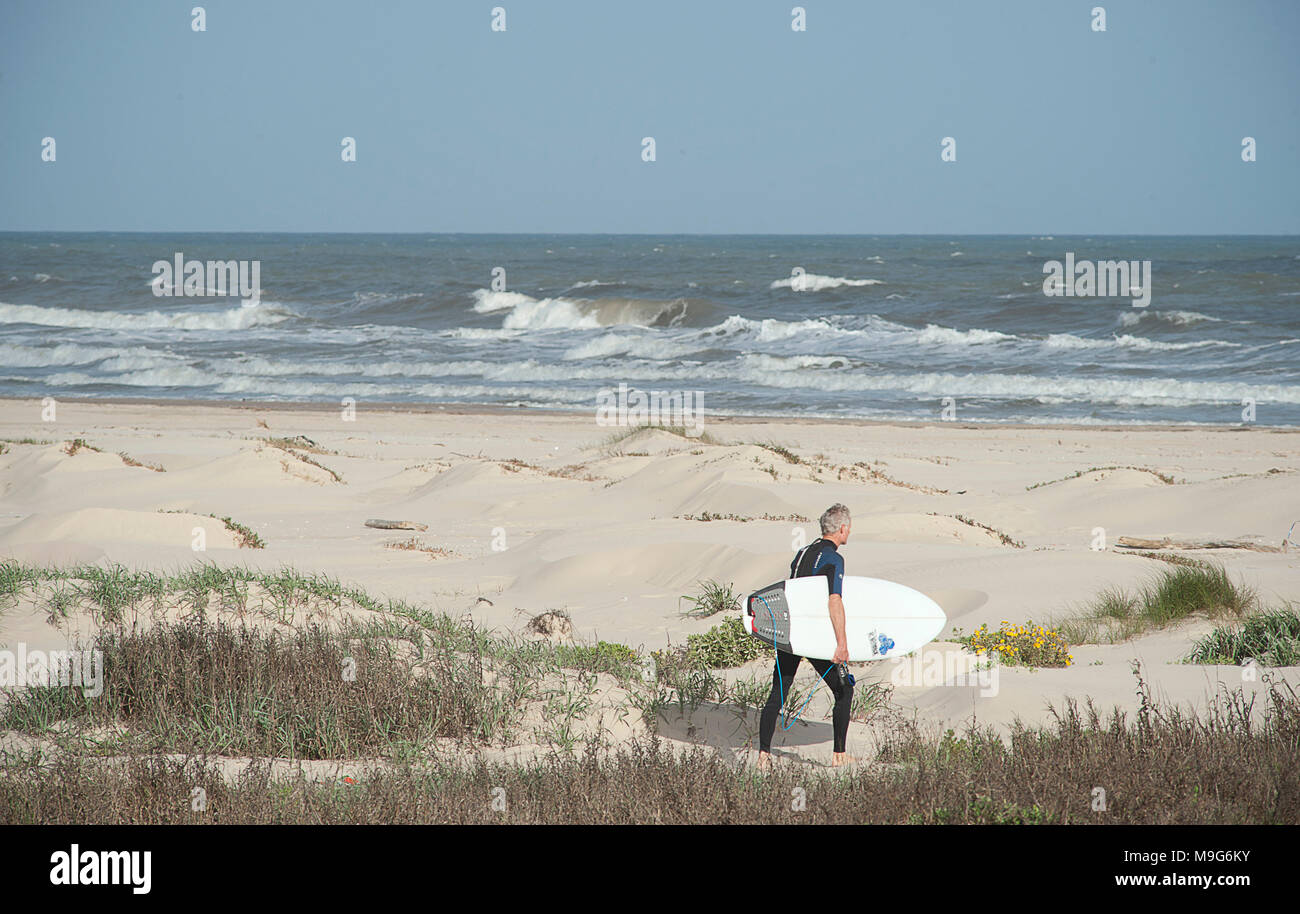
[364,519,428,532]
[1116,536,1282,554]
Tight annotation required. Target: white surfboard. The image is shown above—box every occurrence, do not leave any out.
[744,575,946,662]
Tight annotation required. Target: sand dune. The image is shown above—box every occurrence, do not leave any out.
[0,508,242,551]
[2,399,1298,767]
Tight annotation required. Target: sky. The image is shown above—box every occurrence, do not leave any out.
[1,0,1297,234]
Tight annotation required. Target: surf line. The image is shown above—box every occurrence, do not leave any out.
[755,594,837,730]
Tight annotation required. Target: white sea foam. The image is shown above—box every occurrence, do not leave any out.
[1117,309,1224,328]
[914,324,1015,345]
[1043,333,1240,351]
[0,342,120,368]
[769,273,884,291]
[470,289,688,329]
[731,365,1300,405]
[562,333,705,361]
[471,289,537,314]
[0,299,294,331]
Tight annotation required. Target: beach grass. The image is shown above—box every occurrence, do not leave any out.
[599,424,718,455]
[4,560,1299,824]
[3,670,1296,824]
[679,579,741,617]
[1185,604,1300,666]
[1024,465,1179,490]
[1056,562,1256,644]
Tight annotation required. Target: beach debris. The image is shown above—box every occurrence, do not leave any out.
[364,519,428,531]
[1116,536,1281,554]
[526,610,574,643]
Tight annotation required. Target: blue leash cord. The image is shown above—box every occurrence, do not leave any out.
[755,594,835,730]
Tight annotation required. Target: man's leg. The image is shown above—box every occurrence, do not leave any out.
[808,658,855,760]
[757,649,802,759]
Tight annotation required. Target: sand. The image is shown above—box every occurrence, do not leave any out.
[1,396,1298,768]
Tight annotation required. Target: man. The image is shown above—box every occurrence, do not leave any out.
[757,503,856,769]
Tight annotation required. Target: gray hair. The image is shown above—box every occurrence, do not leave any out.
[819,503,851,535]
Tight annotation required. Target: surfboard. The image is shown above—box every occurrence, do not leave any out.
[744,575,946,662]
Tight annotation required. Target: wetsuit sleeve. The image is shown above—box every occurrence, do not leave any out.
[826,551,845,596]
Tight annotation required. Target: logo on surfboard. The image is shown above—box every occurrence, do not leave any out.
[868,631,896,657]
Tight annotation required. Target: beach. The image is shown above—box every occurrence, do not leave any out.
[3,396,1296,767]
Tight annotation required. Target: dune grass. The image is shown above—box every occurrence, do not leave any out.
[928,513,1025,548]
[0,620,489,758]
[264,438,343,482]
[1025,465,1178,490]
[1056,563,1257,644]
[5,560,1300,824]
[63,438,102,456]
[599,424,718,454]
[4,670,1298,824]
[1186,605,1300,666]
[679,579,741,617]
[0,561,659,755]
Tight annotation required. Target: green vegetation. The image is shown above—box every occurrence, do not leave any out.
[551,641,641,678]
[1,621,483,758]
[159,510,265,549]
[600,424,719,454]
[953,621,1073,668]
[64,438,102,456]
[1057,563,1257,644]
[264,438,343,482]
[5,560,1299,824]
[265,435,336,455]
[1186,605,1300,666]
[679,579,741,617]
[684,617,765,668]
[754,441,802,464]
[4,669,1298,824]
[117,452,165,472]
[929,513,1025,548]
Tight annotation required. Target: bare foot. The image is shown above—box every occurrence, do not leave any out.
[831,752,857,767]
[757,751,772,771]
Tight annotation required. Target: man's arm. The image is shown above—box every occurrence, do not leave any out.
[829,552,848,664]
[829,593,848,664]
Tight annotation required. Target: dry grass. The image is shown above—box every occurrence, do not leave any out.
[4,562,1298,824]
[386,537,458,559]
[4,670,1297,824]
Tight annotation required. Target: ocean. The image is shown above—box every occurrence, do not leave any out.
[2,233,1297,426]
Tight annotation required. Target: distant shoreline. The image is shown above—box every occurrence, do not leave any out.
[1,395,1294,435]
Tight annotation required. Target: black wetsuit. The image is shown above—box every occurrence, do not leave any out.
[758,538,855,754]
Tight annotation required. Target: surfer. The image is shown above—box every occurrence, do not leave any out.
[757,503,856,769]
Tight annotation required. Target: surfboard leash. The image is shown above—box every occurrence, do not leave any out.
[755,594,836,730]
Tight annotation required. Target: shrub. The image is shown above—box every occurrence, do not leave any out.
[1186,606,1300,666]
[960,620,1073,668]
[686,617,766,668]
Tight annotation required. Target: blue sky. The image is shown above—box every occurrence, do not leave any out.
[2,0,1297,233]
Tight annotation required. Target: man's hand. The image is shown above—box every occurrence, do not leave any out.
[832,644,849,665]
